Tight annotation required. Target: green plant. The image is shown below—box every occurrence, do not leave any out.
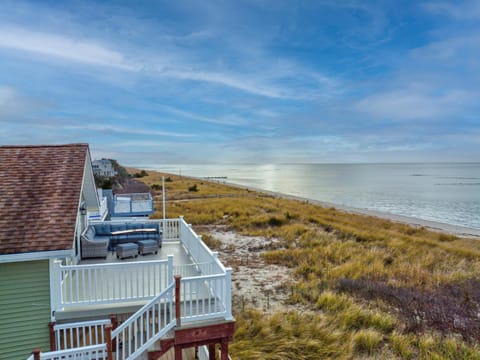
[352,329,383,354]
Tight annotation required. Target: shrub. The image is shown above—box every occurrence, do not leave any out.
[188,184,198,192]
[268,216,284,227]
[151,184,162,190]
[201,234,222,250]
[352,329,383,354]
[134,169,149,178]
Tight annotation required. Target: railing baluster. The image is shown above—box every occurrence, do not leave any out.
[128,323,132,357]
[69,327,74,350]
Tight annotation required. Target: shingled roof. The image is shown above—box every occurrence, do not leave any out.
[0,144,89,255]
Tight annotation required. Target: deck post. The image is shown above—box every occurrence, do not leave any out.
[208,343,216,360]
[32,349,41,360]
[168,255,174,283]
[174,345,183,360]
[220,339,229,360]
[110,315,117,349]
[48,321,56,351]
[105,324,113,360]
[175,275,181,327]
[178,215,184,241]
[225,268,233,320]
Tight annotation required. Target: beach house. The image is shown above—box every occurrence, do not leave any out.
[93,159,117,178]
[0,144,234,360]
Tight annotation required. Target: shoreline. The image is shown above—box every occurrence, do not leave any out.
[206,178,480,239]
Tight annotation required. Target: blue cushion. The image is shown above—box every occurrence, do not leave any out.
[117,243,138,251]
[85,226,95,239]
[128,233,144,242]
[128,223,144,230]
[94,223,111,236]
[146,233,159,241]
[111,223,127,232]
[93,236,110,243]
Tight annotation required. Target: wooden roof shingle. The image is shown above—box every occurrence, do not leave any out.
[0,144,89,254]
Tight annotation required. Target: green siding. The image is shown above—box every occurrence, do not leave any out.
[0,260,51,360]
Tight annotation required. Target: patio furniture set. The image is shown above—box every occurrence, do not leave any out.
[81,221,162,259]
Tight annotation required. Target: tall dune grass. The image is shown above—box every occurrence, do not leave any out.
[141,171,480,359]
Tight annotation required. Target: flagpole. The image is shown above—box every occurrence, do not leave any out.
[162,176,166,238]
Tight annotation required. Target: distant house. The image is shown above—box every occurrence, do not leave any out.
[0,144,101,359]
[92,158,117,177]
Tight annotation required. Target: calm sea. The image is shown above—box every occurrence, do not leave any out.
[153,163,480,230]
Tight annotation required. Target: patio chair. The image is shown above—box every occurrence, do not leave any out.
[81,226,109,259]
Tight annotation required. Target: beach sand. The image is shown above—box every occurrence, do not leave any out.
[215,180,480,239]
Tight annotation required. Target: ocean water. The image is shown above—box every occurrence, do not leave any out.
[154,163,480,230]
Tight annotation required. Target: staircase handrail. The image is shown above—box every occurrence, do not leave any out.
[28,344,107,360]
[111,281,176,359]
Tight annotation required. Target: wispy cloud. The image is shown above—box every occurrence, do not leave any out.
[422,1,480,20]
[354,87,472,120]
[0,26,139,70]
[64,124,194,138]
[0,86,46,122]
[155,103,247,126]
[0,23,340,100]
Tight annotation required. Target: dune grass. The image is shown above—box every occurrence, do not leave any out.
[141,170,480,359]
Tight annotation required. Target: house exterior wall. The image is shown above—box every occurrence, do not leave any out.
[92,159,116,177]
[0,260,51,360]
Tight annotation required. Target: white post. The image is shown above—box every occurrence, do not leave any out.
[167,255,174,285]
[49,259,57,321]
[53,260,63,312]
[225,268,233,320]
[162,176,166,238]
[179,215,184,243]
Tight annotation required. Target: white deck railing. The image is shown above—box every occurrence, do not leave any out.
[99,196,108,219]
[28,344,107,360]
[54,319,111,350]
[181,272,232,323]
[55,217,231,319]
[88,196,108,221]
[179,217,225,275]
[111,282,176,360]
[54,257,173,309]
[100,218,181,241]
[113,193,154,216]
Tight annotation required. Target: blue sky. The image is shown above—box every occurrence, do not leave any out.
[0,0,479,165]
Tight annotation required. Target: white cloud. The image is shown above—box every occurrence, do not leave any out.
[422,1,480,20]
[0,26,139,70]
[0,86,16,106]
[0,86,46,122]
[155,104,247,126]
[354,88,472,120]
[160,68,299,100]
[64,124,194,138]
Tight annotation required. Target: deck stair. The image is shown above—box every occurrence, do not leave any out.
[111,281,176,359]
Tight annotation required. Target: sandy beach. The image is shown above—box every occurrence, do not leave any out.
[215,179,480,239]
